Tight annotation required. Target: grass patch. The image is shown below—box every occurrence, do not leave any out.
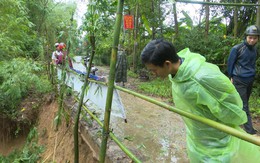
[250,96,260,117]
[138,78,172,98]
[127,70,139,78]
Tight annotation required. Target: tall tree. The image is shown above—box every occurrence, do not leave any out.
[205,0,210,38]
[0,0,33,59]
[257,0,260,27]
[133,2,140,73]
[221,0,258,37]
[173,2,179,38]
[234,0,238,37]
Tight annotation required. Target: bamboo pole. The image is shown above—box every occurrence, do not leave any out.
[175,0,260,6]
[114,86,260,146]
[99,0,124,162]
[74,73,89,163]
[54,46,67,131]
[73,30,96,163]
[87,79,260,146]
[74,1,98,161]
[74,97,142,163]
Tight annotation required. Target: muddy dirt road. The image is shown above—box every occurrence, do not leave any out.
[111,91,188,162]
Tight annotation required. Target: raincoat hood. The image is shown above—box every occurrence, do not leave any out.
[171,48,206,82]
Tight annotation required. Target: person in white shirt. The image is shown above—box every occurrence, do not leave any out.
[51,43,62,64]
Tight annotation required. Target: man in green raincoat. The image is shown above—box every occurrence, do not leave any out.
[141,39,260,162]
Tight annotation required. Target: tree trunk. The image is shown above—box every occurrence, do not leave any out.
[173,2,179,39]
[159,0,163,37]
[257,0,260,28]
[234,0,238,37]
[205,0,210,38]
[151,0,155,39]
[133,3,139,73]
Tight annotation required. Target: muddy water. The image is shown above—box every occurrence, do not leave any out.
[110,91,189,163]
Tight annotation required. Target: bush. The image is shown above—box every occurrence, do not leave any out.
[138,78,172,98]
[0,58,52,117]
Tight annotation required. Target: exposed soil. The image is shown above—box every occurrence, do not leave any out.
[37,100,98,163]
[0,93,44,156]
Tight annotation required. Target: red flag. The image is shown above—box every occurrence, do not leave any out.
[124,15,134,29]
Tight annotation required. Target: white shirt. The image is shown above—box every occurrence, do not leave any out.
[52,50,62,60]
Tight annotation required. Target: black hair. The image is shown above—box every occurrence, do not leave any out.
[141,39,179,67]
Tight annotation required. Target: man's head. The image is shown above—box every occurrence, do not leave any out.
[54,43,60,51]
[141,39,180,78]
[245,25,260,46]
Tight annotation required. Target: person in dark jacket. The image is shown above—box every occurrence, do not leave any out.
[227,25,260,135]
[115,45,127,87]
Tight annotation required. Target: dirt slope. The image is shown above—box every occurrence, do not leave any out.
[37,100,98,163]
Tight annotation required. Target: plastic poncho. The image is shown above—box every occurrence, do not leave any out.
[169,48,260,163]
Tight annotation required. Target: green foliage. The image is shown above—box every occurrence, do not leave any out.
[80,0,117,65]
[141,14,153,35]
[250,96,260,117]
[179,11,193,29]
[0,0,36,60]
[221,0,258,36]
[174,26,241,73]
[0,127,44,163]
[127,70,139,78]
[0,58,52,117]
[0,0,78,61]
[138,78,172,98]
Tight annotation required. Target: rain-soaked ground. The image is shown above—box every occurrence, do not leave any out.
[110,91,188,162]
[95,66,189,162]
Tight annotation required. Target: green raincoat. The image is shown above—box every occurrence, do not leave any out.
[169,48,260,163]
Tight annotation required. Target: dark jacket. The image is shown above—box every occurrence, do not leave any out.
[227,41,257,80]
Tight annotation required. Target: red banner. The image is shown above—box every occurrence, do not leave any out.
[124,15,134,29]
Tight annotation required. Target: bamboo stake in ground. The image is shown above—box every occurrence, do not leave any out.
[99,0,124,162]
[74,26,96,163]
